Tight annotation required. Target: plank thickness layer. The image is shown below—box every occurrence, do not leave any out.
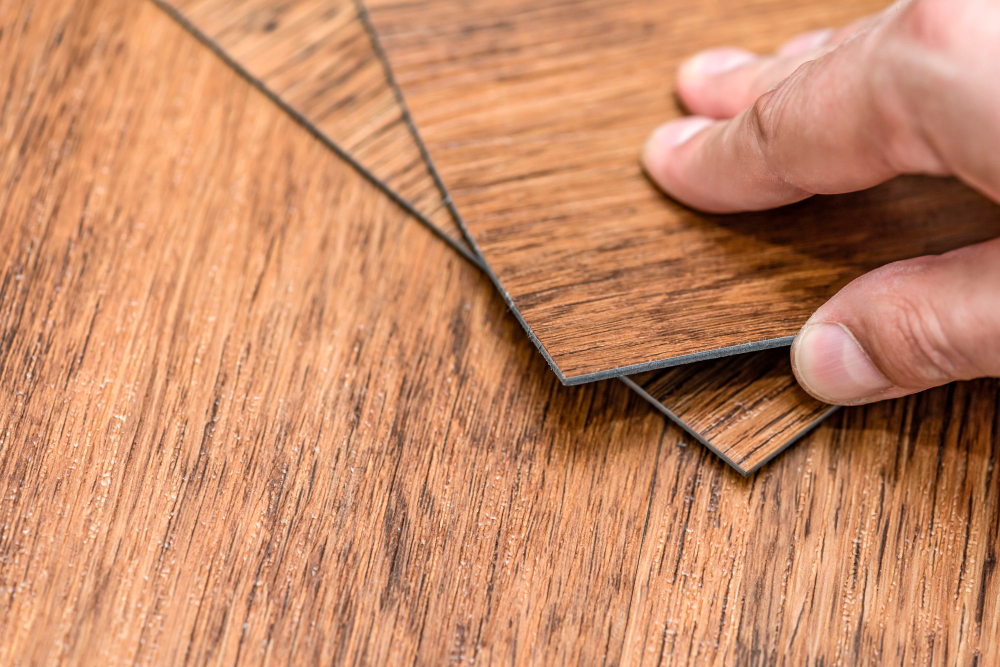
[3,0,1000,662]
[157,0,840,473]
[364,0,1000,384]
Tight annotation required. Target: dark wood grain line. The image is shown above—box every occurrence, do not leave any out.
[363,0,1000,383]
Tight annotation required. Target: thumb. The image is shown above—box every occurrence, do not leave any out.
[791,236,1000,405]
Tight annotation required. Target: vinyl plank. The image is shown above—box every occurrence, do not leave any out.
[157,0,839,474]
[363,0,1000,384]
[625,349,834,474]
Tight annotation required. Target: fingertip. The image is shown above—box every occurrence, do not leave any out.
[677,48,757,83]
[676,48,757,113]
[791,321,895,405]
[641,116,715,185]
[776,28,834,57]
[645,117,716,153]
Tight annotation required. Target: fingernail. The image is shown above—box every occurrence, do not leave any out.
[644,117,715,157]
[776,28,834,57]
[792,322,894,404]
[679,48,757,81]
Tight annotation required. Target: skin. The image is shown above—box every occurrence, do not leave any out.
[641,0,1000,406]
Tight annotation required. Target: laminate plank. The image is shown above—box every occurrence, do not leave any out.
[153,0,475,260]
[2,1,1000,661]
[364,0,1000,384]
[156,0,837,474]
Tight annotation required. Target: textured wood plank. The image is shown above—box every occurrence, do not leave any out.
[155,0,838,473]
[364,0,1000,383]
[626,350,833,474]
[4,1,1000,664]
[155,0,473,258]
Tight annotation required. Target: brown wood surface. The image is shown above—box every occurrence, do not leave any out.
[157,0,840,474]
[622,381,1000,665]
[364,0,1000,384]
[3,0,1000,664]
[157,0,471,256]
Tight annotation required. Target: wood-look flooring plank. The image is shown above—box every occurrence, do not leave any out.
[2,1,1000,662]
[364,0,1000,383]
[154,0,474,260]
[626,350,833,474]
[156,0,839,474]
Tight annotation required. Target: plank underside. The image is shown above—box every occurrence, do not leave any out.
[364,0,1000,383]
[3,1,1000,663]
[158,0,837,473]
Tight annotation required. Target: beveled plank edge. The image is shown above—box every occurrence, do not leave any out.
[356,0,804,386]
[148,0,483,269]
[618,377,752,475]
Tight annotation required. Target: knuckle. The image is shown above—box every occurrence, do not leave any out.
[860,4,959,174]
[897,0,958,50]
[743,72,815,193]
[745,91,775,149]
[744,69,802,146]
[745,86,786,164]
[878,0,1000,176]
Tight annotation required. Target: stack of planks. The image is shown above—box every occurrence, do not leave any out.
[1,0,998,662]
[155,0,1000,474]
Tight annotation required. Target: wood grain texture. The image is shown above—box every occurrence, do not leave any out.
[621,380,1000,665]
[156,0,472,257]
[4,0,1000,664]
[626,350,833,474]
[364,0,1000,383]
[155,0,839,473]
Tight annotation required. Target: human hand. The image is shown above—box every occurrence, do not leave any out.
[642,0,1000,406]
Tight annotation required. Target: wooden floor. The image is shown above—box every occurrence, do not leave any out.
[2,0,1000,664]
[366,0,1000,383]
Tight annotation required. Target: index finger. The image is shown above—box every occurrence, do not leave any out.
[642,21,926,213]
